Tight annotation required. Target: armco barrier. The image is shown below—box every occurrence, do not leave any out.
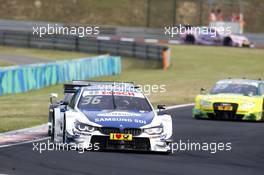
[0,30,171,69]
[0,55,121,95]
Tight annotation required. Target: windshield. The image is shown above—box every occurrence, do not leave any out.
[77,91,152,111]
[210,83,258,96]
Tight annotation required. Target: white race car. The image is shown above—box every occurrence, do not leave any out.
[180,26,253,47]
[48,81,173,153]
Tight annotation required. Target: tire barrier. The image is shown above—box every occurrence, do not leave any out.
[0,55,121,95]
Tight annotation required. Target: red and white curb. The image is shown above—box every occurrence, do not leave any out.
[0,103,194,148]
[0,124,48,148]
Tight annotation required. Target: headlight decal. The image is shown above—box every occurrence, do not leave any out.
[144,125,163,135]
[75,121,96,132]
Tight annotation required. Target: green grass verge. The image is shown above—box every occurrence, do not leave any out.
[1,45,264,132]
[0,60,13,67]
[0,46,95,61]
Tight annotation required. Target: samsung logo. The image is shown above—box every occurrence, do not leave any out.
[95,117,146,124]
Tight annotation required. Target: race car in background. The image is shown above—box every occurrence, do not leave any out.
[48,81,173,153]
[180,26,253,47]
[193,79,264,121]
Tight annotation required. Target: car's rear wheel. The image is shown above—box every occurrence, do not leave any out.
[185,35,195,44]
[223,37,233,46]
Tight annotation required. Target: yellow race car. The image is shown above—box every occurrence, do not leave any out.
[193,79,264,121]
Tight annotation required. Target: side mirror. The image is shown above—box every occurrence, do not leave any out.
[50,93,58,104]
[157,105,166,115]
[62,101,69,106]
[200,88,206,94]
[157,104,166,110]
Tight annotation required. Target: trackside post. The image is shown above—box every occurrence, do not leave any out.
[162,47,171,70]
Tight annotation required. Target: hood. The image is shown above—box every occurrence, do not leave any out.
[81,110,155,128]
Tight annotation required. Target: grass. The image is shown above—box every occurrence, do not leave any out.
[0,60,13,67]
[0,46,96,61]
[1,45,264,132]
[0,85,60,132]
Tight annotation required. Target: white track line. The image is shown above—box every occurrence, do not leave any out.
[165,103,194,110]
[0,104,194,148]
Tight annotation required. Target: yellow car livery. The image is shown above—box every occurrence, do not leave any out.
[193,79,264,121]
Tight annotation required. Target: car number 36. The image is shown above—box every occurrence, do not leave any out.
[82,96,102,105]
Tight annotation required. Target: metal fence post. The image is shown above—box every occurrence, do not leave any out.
[27,32,31,48]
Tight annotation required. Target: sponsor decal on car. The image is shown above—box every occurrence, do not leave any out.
[82,90,144,98]
[94,117,147,124]
[97,112,141,117]
[109,133,133,141]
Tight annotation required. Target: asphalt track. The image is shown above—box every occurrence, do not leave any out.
[0,106,263,175]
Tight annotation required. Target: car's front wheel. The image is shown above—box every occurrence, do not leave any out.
[185,35,195,44]
[62,115,67,143]
[262,101,264,121]
[50,116,55,142]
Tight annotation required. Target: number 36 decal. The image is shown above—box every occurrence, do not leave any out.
[82,96,102,105]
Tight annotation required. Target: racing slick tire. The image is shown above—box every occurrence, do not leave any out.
[62,115,67,143]
[50,116,55,142]
[193,114,202,119]
[185,34,195,44]
[48,110,53,136]
[223,37,233,46]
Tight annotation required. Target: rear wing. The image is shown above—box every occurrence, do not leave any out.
[64,80,136,93]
